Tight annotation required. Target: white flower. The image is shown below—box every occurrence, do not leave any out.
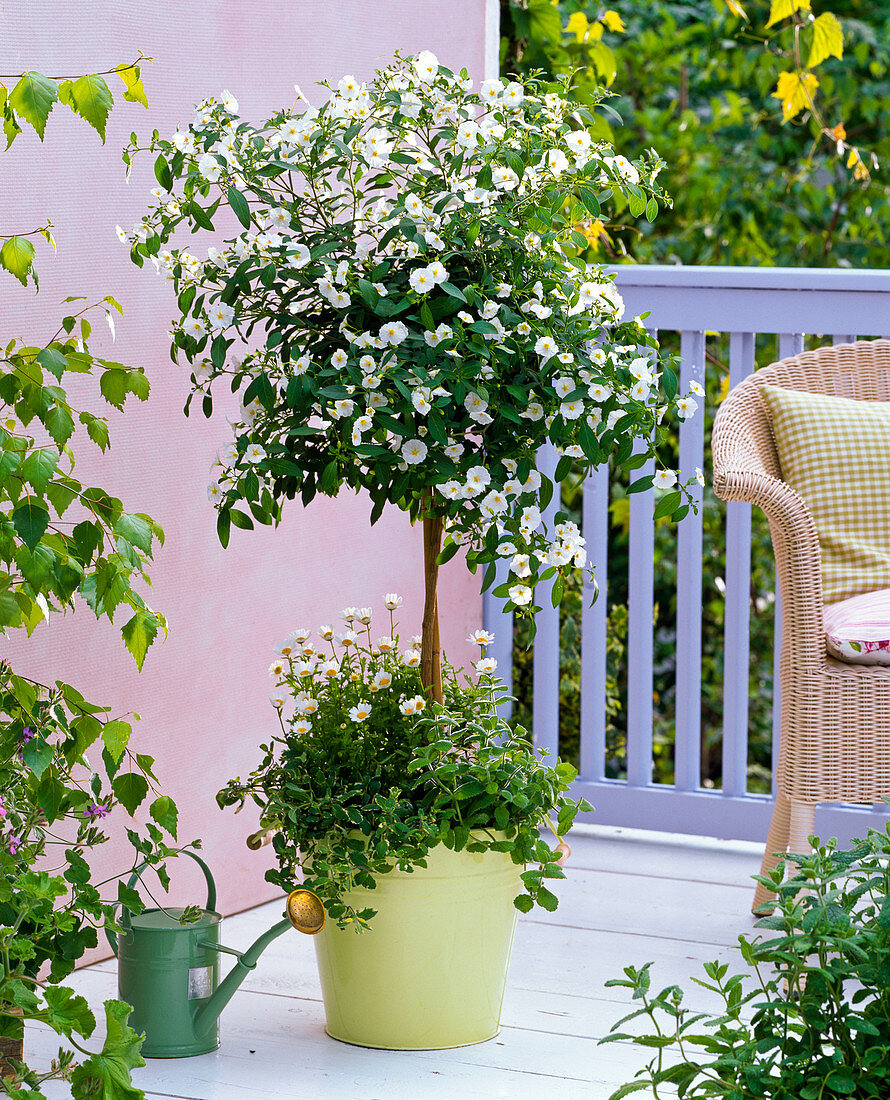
[481,489,508,515]
[293,718,313,736]
[384,593,403,610]
[349,702,372,723]
[439,480,464,501]
[291,627,311,643]
[399,696,418,716]
[331,349,349,369]
[554,376,574,398]
[402,439,428,464]
[427,261,448,284]
[269,690,287,709]
[291,243,311,268]
[293,356,311,375]
[424,323,453,348]
[409,267,435,294]
[509,584,532,606]
[208,302,235,331]
[695,467,706,486]
[468,629,495,646]
[245,444,266,463]
[676,396,699,420]
[269,659,286,678]
[480,78,504,101]
[356,606,373,624]
[544,149,570,176]
[465,466,491,494]
[403,649,421,668]
[332,399,354,419]
[354,414,373,433]
[456,120,479,148]
[565,129,591,157]
[413,50,439,82]
[321,659,339,678]
[379,321,409,346]
[337,629,358,647]
[535,335,558,362]
[207,481,222,503]
[511,553,532,579]
[654,469,678,489]
[502,81,524,107]
[606,154,640,185]
[294,661,315,678]
[475,657,498,674]
[444,442,463,459]
[520,402,544,421]
[372,670,393,690]
[689,380,705,397]
[412,389,432,415]
[115,224,129,244]
[338,74,361,98]
[296,694,319,715]
[183,318,207,339]
[220,89,239,113]
[492,166,520,191]
[587,383,612,402]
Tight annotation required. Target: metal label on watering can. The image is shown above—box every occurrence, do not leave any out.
[106,851,326,1058]
[187,965,214,1000]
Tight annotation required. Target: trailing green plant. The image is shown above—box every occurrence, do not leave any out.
[603,826,890,1098]
[218,596,590,928]
[0,57,181,1100]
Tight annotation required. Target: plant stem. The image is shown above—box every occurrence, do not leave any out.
[421,498,443,705]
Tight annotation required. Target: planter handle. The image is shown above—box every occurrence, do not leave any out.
[106,850,217,956]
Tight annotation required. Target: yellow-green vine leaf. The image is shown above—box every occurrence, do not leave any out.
[115,63,148,109]
[766,0,811,28]
[602,10,626,33]
[808,12,844,68]
[772,70,819,122]
[8,71,58,139]
[66,75,114,141]
[0,236,36,286]
[724,0,748,18]
[565,12,589,41]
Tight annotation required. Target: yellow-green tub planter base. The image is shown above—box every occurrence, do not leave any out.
[313,839,523,1050]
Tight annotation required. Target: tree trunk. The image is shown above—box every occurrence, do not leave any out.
[421,507,444,705]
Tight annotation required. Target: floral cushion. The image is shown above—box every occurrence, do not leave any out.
[760,384,890,604]
[824,588,890,666]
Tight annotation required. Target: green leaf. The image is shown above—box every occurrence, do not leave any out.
[577,186,601,218]
[112,773,150,816]
[121,609,160,671]
[645,197,658,221]
[20,447,60,493]
[64,75,113,141]
[41,986,96,1039]
[653,490,681,520]
[527,0,562,45]
[0,236,36,286]
[228,185,252,229]
[9,71,58,139]
[115,63,149,108]
[439,281,467,303]
[86,416,110,451]
[45,403,75,446]
[70,1000,145,1100]
[150,795,178,838]
[103,719,132,763]
[12,496,50,550]
[114,514,153,554]
[514,893,534,913]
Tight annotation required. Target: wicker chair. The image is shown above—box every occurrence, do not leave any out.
[712,339,890,912]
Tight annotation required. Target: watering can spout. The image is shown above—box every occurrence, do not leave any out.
[194,889,327,1040]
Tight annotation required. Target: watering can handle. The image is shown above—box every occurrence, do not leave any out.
[106,849,217,956]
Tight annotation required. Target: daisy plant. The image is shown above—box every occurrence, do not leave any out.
[218,596,590,927]
[122,50,698,702]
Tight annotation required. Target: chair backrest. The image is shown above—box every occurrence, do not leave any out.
[713,339,890,483]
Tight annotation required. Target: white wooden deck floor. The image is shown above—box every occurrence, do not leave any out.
[32,825,764,1100]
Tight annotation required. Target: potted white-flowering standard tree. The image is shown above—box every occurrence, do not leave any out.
[121,51,698,1048]
[120,50,697,704]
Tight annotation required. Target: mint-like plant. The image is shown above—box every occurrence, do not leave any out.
[603,827,890,1099]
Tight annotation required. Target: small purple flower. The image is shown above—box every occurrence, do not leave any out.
[84,802,111,820]
[20,727,35,745]
[0,798,6,819]
[7,835,21,855]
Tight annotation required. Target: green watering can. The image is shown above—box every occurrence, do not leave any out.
[107,850,325,1058]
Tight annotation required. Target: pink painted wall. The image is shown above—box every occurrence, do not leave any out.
[0,2,494,928]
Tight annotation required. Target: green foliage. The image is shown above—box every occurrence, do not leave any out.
[218,602,589,928]
[603,824,890,1098]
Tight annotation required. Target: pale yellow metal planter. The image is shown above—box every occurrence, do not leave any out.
[312,839,523,1050]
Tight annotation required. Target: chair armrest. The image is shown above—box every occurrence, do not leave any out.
[714,466,825,667]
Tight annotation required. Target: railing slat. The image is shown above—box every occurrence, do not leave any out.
[532,444,560,760]
[674,330,706,791]
[834,334,857,345]
[626,436,655,788]
[779,333,805,359]
[484,555,514,719]
[722,332,756,797]
[580,463,609,781]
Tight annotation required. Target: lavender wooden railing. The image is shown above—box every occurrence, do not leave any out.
[484,266,890,843]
